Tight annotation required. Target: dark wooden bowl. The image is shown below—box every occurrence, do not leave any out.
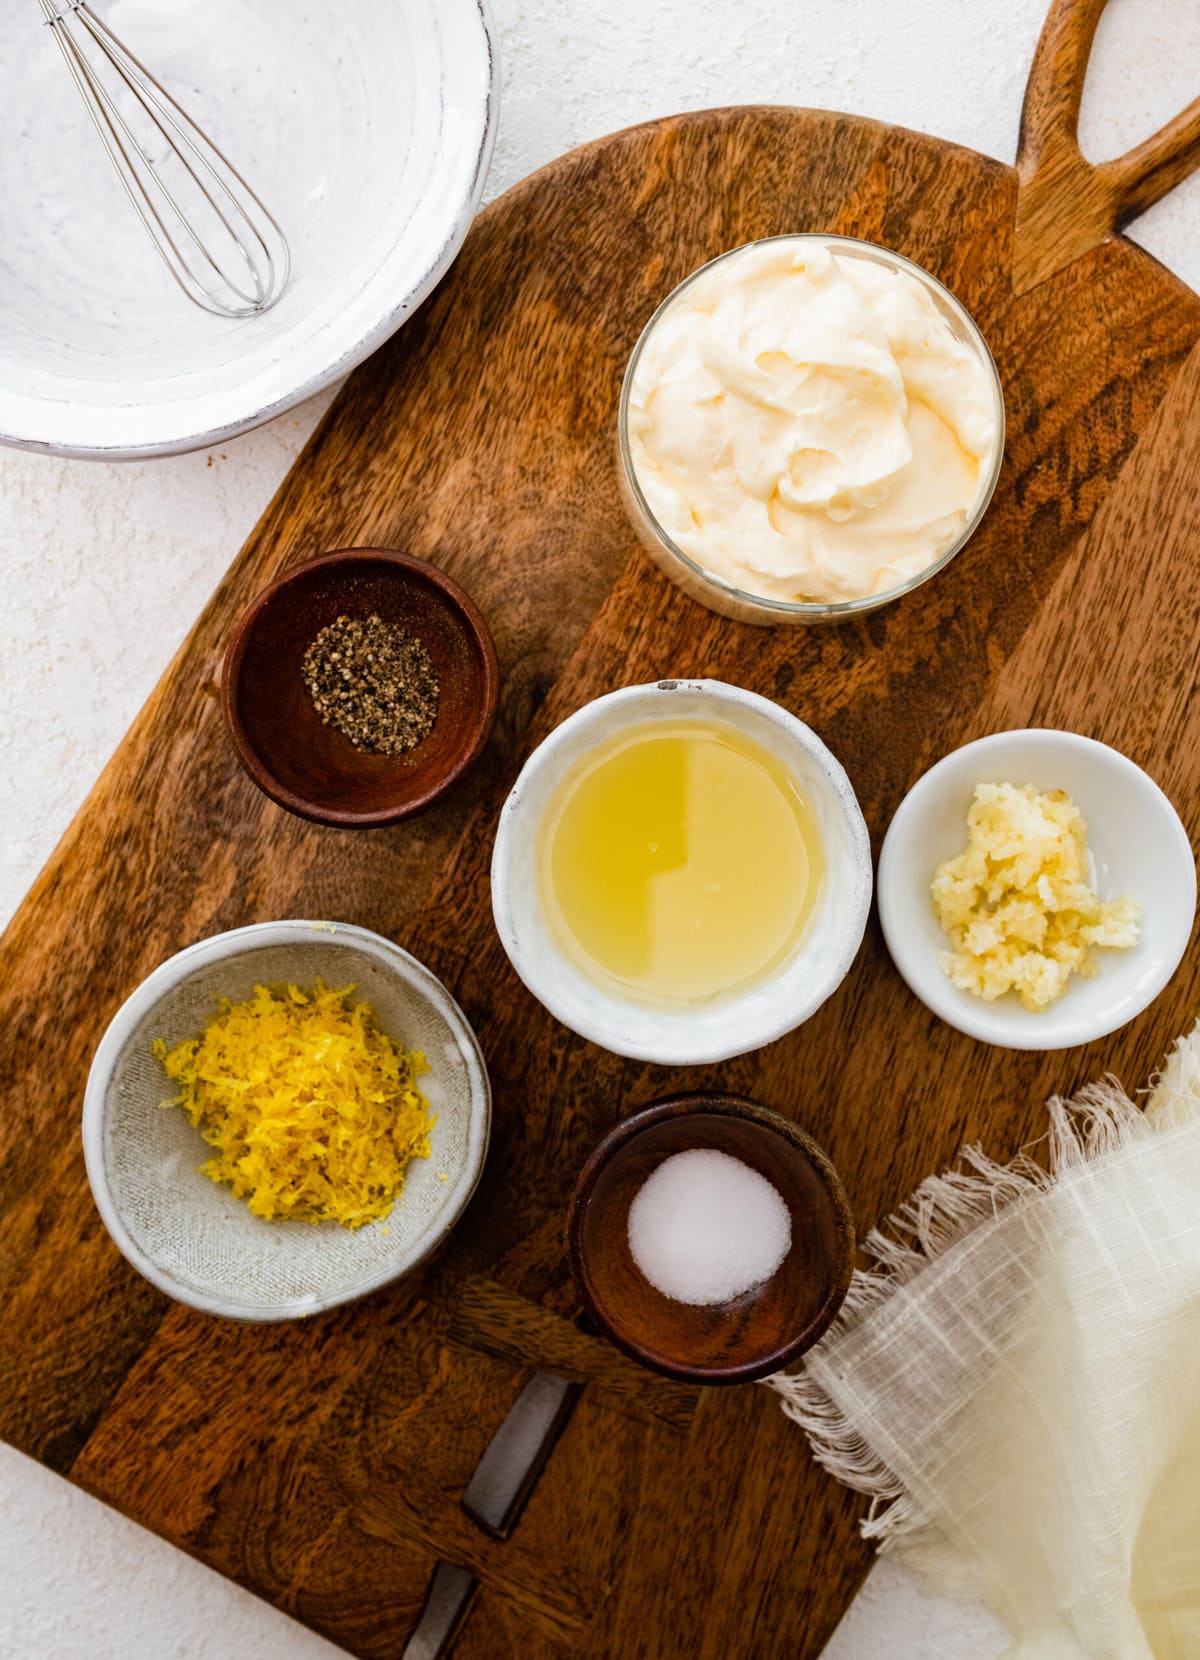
[568,1094,855,1385]
[223,549,499,827]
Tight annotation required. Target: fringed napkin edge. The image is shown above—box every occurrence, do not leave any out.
[765,1018,1200,1558]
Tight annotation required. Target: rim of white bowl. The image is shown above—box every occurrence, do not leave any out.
[2,2,499,460]
[82,920,492,1320]
[878,729,1197,1051]
[491,680,874,1064]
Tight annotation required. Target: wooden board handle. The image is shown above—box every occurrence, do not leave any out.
[1014,0,1200,292]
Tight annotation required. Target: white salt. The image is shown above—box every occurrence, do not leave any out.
[626,1148,791,1306]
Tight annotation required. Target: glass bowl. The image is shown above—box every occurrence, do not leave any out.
[617,234,1006,627]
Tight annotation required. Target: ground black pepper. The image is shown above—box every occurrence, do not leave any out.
[301,613,440,755]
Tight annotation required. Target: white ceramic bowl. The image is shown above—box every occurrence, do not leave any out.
[491,680,873,1065]
[0,0,497,458]
[83,921,491,1320]
[878,730,1196,1051]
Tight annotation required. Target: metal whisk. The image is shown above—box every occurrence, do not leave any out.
[40,0,290,318]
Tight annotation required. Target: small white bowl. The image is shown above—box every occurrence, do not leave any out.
[83,921,491,1321]
[491,680,873,1065]
[878,730,1196,1051]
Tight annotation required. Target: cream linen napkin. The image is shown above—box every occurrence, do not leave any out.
[770,1023,1200,1660]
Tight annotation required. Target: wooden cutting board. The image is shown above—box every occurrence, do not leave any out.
[3,1,1200,1654]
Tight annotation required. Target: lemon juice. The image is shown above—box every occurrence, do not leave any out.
[539,720,824,1005]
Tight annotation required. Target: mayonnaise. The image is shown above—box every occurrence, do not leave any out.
[625,239,1001,606]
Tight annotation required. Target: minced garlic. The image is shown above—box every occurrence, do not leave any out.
[154,982,434,1228]
[931,783,1139,1012]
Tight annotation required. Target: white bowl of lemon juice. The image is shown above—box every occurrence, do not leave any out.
[491,681,872,1064]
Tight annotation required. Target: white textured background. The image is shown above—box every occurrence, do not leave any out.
[2,0,1198,1654]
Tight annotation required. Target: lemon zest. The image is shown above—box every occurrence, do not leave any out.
[154,981,434,1228]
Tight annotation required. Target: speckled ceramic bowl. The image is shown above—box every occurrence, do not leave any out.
[0,0,497,458]
[491,680,873,1065]
[83,921,491,1321]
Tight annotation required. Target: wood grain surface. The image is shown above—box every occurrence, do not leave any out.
[3,1,1200,1653]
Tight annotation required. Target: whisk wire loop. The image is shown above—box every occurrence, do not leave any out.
[39,0,290,318]
[66,8,269,311]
